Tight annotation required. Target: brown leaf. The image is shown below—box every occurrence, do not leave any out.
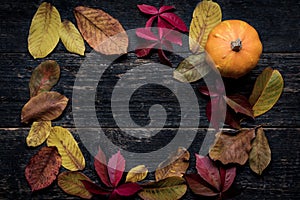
[25,146,61,191]
[224,94,254,119]
[209,129,256,165]
[155,147,190,181]
[21,91,68,123]
[29,60,60,97]
[249,127,271,175]
[74,6,128,55]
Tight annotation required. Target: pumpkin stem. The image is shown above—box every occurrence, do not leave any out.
[231,38,242,52]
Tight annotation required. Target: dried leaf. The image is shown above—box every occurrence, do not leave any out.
[94,148,112,187]
[114,182,142,196]
[189,0,222,53]
[81,180,112,195]
[155,147,190,181]
[249,127,271,175]
[26,121,51,147]
[224,94,254,119]
[25,146,61,191]
[59,20,85,56]
[21,91,68,124]
[138,177,187,200]
[185,174,218,197]
[107,150,125,187]
[173,53,212,83]
[249,67,284,117]
[125,165,148,183]
[47,126,85,171]
[209,129,256,165]
[74,6,128,55]
[29,60,60,97]
[58,171,93,199]
[28,2,61,58]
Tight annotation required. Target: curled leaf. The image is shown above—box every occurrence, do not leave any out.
[189,0,222,53]
[74,6,128,55]
[59,20,85,56]
[58,171,93,199]
[155,147,190,181]
[47,126,85,171]
[209,129,256,165]
[28,2,61,58]
[249,127,271,175]
[26,121,52,147]
[25,146,61,191]
[249,67,284,117]
[29,60,60,97]
[21,91,68,124]
[126,165,148,183]
[224,94,254,119]
[173,53,212,83]
[138,177,187,200]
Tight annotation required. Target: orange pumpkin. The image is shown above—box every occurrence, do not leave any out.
[205,20,263,79]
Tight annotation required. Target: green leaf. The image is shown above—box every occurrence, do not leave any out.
[249,127,271,175]
[249,67,284,117]
[29,60,60,97]
[173,53,212,83]
[138,177,187,200]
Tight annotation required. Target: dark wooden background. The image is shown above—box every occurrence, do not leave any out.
[0,0,299,199]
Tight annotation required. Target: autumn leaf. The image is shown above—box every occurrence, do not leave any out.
[107,150,126,187]
[29,60,60,97]
[26,121,51,147]
[94,147,112,187]
[114,183,142,197]
[21,91,68,124]
[74,6,128,55]
[81,180,112,195]
[59,19,85,56]
[224,94,254,119]
[209,129,256,165]
[189,0,222,53]
[185,174,217,196]
[58,171,93,199]
[173,53,212,83]
[47,126,85,171]
[155,147,190,181]
[138,177,187,200]
[25,146,61,191]
[249,127,271,175]
[126,165,148,183]
[249,67,284,117]
[28,2,61,58]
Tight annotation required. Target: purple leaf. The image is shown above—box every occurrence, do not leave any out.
[159,5,175,13]
[185,174,219,197]
[195,154,221,191]
[81,180,111,195]
[160,12,188,32]
[136,28,158,41]
[224,95,254,119]
[108,151,125,187]
[137,4,158,15]
[94,148,112,187]
[220,167,236,193]
[115,183,142,196]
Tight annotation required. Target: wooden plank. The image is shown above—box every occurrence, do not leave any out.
[0,0,299,53]
[0,128,299,199]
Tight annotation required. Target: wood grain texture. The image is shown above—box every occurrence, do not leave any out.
[0,0,299,199]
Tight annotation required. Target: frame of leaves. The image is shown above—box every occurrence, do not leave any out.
[22,1,284,200]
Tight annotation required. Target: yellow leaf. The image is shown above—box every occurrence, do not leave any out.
[249,127,271,175]
[74,6,128,55]
[47,126,85,171]
[28,2,61,58]
[249,67,284,117]
[59,20,85,56]
[189,0,222,54]
[58,171,92,199]
[26,121,52,147]
[125,165,148,183]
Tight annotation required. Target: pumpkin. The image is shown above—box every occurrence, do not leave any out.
[205,20,263,79]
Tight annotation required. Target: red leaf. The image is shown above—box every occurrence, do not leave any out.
[225,109,242,129]
[136,28,158,41]
[195,154,221,191]
[114,183,142,196]
[137,4,158,15]
[108,150,125,187]
[158,49,172,67]
[81,180,111,195]
[199,86,219,97]
[163,30,182,46]
[224,95,254,119]
[109,191,121,200]
[220,167,236,193]
[136,48,152,58]
[159,5,175,13]
[160,12,188,32]
[185,174,219,197]
[145,15,157,27]
[94,148,112,187]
